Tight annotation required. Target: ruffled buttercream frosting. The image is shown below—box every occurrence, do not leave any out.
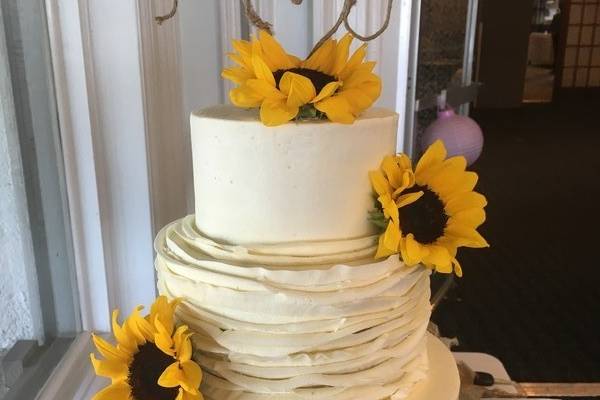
[155,216,432,400]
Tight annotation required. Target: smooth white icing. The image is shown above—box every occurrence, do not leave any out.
[191,106,398,244]
[155,217,432,400]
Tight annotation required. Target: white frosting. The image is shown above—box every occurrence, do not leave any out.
[156,217,432,400]
[191,106,398,244]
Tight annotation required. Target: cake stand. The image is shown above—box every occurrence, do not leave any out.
[405,333,460,400]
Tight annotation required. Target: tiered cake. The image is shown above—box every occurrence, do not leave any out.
[155,106,439,399]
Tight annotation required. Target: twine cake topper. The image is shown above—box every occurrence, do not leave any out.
[157,0,395,126]
[156,0,394,56]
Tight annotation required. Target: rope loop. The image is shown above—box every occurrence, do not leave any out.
[155,0,395,57]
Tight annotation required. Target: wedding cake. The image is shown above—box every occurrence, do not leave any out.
[89,13,486,400]
[152,28,489,400]
[155,106,433,400]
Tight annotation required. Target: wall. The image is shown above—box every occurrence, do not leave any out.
[0,1,41,350]
[0,134,38,350]
[561,0,600,87]
[476,0,534,107]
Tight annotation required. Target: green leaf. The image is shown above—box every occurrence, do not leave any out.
[368,209,388,231]
[295,104,327,121]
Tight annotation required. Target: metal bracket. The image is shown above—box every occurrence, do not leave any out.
[416,83,482,113]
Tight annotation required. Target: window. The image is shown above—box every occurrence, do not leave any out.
[0,1,80,398]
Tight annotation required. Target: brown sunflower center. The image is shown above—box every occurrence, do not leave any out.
[398,186,448,244]
[128,342,178,400]
[273,68,336,94]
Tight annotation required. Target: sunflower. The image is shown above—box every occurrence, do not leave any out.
[222,30,381,126]
[90,296,203,400]
[370,140,489,276]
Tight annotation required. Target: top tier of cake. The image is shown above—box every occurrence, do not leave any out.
[191,105,398,244]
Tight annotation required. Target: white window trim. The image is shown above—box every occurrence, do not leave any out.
[45,0,111,334]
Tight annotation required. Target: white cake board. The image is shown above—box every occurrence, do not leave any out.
[405,333,460,400]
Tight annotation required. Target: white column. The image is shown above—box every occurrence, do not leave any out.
[47,0,190,329]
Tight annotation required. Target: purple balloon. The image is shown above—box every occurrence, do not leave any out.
[421,108,484,166]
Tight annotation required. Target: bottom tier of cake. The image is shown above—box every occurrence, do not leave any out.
[155,216,441,400]
[405,334,460,400]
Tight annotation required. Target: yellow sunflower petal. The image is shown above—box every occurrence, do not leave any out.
[338,84,381,114]
[229,85,263,108]
[124,306,149,345]
[444,224,489,248]
[154,317,175,357]
[226,53,252,69]
[443,155,467,172]
[396,191,423,208]
[339,44,366,80]
[332,33,353,75]
[246,79,285,100]
[221,67,253,85]
[176,388,204,400]
[425,156,469,195]
[92,380,131,400]
[355,60,377,73]
[422,245,453,273]
[258,30,297,70]
[375,222,401,259]
[398,236,410,265]
[392,170,417,197]
[158,362,186,388]
[251,54,276,86]
[369,170,393,197]
[260,98,298,126]
[379,193,399,226]
[90,353,128,382]
[444,191,488,215]
[400,234,430,266]
[174,326,193,362]
[381,155,404,189]
[129,306,155,342]
[180,360,203,394]
[415,161,445,187]
[454,171,479,193]
[416,140,447,176]
[397,154,413,170]
[158,361,202,395]
[382,221,401,251]
[111,310,137,351]
[375,235,395,259]
[311,81,341,103]
[288,54,302,65]
[314,96,355,124]
[429,169,478,198]
[303,39,336,73]
[231,39,252,57]
[342,69,379,90]
[279,72,316,108]
[92,334,130,362]
[435,236,458,256]
[452,258,463,277]
[450,208,486,228]
[149,296,177,336]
